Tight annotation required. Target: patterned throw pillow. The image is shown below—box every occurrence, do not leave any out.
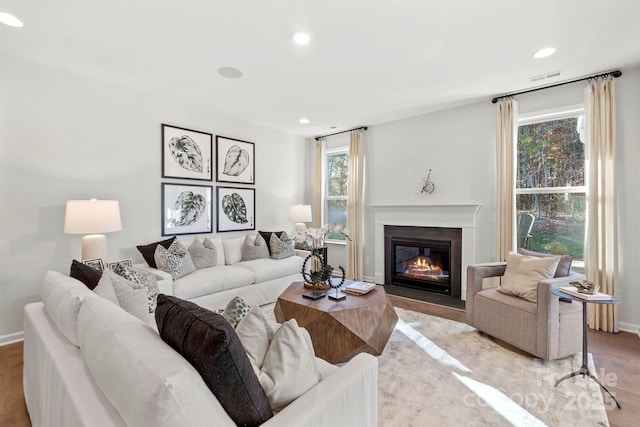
[154,239,196,280]
[111,263,160,313]
[269,231,296,260]
[242,234,270,261]
[215,296,252,329]
[98,270,149,321]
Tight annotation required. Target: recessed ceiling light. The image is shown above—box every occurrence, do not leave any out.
[299,118,310,124]
[292,32,311,45]
[217,66,243,79]
[0,12,23,27]
[533,47,556,59]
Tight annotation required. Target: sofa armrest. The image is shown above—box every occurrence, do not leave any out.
[295,249,311,258]
[465,262,507,327]
[134,264,173,295]
[263,353,377,427]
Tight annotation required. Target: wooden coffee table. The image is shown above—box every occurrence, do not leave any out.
[274,281,398,363]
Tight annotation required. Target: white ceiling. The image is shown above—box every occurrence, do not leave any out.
[2,0,639,137]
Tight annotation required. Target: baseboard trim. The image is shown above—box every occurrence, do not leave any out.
[0,331,24,347]
[618,322,640,336]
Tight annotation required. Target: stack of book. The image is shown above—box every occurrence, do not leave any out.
[558,286,612,301]
[343,281,376,296]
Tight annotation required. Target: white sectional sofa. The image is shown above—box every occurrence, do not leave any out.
[138,234,309,311]
[23,271,379,427]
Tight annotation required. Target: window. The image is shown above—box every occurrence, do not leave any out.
[324,148,348,241]
[516,106,586,260]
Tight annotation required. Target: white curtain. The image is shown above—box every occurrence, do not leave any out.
[347,129,365,280]
[496,99,518,261]
[312,138,325,229]
[584,77,618,332]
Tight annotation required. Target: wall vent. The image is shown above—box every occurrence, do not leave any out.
[529,70,562,82]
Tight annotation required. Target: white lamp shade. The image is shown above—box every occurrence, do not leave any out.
[289,204,312,223]
[64,199,122,234]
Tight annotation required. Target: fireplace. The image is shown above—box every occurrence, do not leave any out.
[385,225,462,299]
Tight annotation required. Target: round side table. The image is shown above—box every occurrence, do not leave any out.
[551,287,622,409]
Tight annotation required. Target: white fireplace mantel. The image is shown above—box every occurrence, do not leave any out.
[369,203,482,301]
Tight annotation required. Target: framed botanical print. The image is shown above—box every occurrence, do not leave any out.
[216,186,255,232]
[161,183,213,236]
[216,136,255,184]
[162,124,213,181]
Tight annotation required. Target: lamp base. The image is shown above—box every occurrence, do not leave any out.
[81,234,107,265]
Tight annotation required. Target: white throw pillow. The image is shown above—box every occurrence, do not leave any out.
[211,237,226,266]
[97,270,150,321]
[154,239,196,279]
[258,319,321,411]
[236,306,276,375]
[499,252,560,302]
[41,270,97,346]
[222,236,245,265]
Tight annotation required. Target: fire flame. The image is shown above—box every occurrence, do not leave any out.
[406,257,443,275]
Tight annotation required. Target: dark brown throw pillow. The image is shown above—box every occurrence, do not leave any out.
[517,248,573,278]
[258,231,284,255]
[136,236,176,268]
[70,259,102,290]
[155,295,273,426]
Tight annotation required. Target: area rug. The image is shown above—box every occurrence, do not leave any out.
[262,304,610,427]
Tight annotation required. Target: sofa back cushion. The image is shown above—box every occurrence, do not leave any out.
[77,297,235,427]
[222,236,245,264]
[155,295,273,426]
[41,270,98,346]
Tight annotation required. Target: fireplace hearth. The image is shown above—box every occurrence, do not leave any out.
[385,225,462,299]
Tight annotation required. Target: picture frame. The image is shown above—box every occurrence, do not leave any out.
[83,258,104,272]
[216,186,255,232]
[162,124,213,181]
[162,183,213,236]
[216,136,255,184]
[108,259,133,271]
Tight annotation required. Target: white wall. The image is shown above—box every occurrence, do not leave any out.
[0,54,306,340]
[309,66,640,330]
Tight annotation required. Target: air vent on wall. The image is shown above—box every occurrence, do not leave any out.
[529,70,562,82]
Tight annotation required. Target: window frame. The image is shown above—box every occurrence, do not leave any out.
[515,104,586,263]
[324,146,349,244]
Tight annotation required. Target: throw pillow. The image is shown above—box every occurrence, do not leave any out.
[236,306,277,376]
[136,236,176,268]
[241,234,270,261]
[269,231,295,260]
[258,318,321,411]
[188,237,217,269]
[70,259,102,290]
[517,248,573,278]
[499,252,560,302]
[96,270,150,321]
[154,239,196,280]
[258,231,284,255]
[218,296,252,328]
[155,295,273,426]
[110,263,159,312]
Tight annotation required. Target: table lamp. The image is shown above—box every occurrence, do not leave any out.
[289,204,312,234]
[64,199,122,264]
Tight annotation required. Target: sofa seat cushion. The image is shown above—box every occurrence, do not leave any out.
[234,256,303,283]
[172,265,256,300]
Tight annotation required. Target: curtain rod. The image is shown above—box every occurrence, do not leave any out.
[315,126,368,140]
[491,70,622,104]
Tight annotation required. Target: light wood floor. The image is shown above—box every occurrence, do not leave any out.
[2,300,638,426]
